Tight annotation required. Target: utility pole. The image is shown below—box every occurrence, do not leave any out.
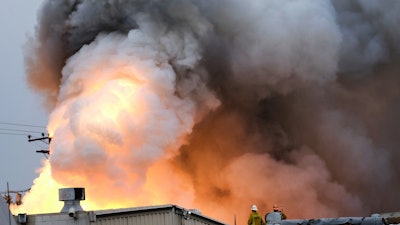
[7,182,11,225]
[28,133,51,159]
[28,132,51,144]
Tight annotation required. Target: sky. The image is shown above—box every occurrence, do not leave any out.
[0,1,47,192]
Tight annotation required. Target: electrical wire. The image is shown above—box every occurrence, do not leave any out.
[0,132,28,136]
[0,188,31,195]
[0,121,46,128]
[0,121,47,137]
[0,128,45,134]
[0,121,50,159]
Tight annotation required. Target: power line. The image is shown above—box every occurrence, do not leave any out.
[0,121,46,128]
[0,132,29,136]
[0,122,48,137]
[0,128,45,134]
[0,188,31,195]
[0,121,51,158]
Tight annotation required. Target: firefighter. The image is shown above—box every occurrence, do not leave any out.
[265,204,286,225]
[273,204,286,219]
[248,205,266,225]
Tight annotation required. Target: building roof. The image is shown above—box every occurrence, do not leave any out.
[17,203,227,225]
[94,204,226,225]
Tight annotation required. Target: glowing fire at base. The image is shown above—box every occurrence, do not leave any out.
[11,161,63,215]
[17,29,219,218]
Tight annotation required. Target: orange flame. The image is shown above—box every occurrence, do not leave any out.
[18,27,371,225]
[17,33,221,219]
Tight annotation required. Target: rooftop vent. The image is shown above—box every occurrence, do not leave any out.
[59,188,85,214]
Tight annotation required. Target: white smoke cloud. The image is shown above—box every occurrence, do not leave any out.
[22,0,400,223]
[48,23,220,194]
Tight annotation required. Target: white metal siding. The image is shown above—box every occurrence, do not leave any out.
[24,213,90,225]
[96,211,175,225]
[185,215,223,225]
[19,205,226,225]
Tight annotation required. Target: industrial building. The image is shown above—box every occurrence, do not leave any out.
[11,204,227,225]
[1,188,227,225]
[2,187,400,225]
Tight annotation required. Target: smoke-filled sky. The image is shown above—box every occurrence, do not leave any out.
[12,0,400,224]
[0,0,47,191]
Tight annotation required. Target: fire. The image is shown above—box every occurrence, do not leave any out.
[11,161,63,214]
[22,0,400,224]
[18,29,219,217]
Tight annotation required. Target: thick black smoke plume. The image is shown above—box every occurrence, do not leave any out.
[24,0,400,223]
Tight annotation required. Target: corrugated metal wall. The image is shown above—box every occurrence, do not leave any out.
[19,205,227,225]
[94,208,223,225]
[96,210,176,225]
[184,216,220,225]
